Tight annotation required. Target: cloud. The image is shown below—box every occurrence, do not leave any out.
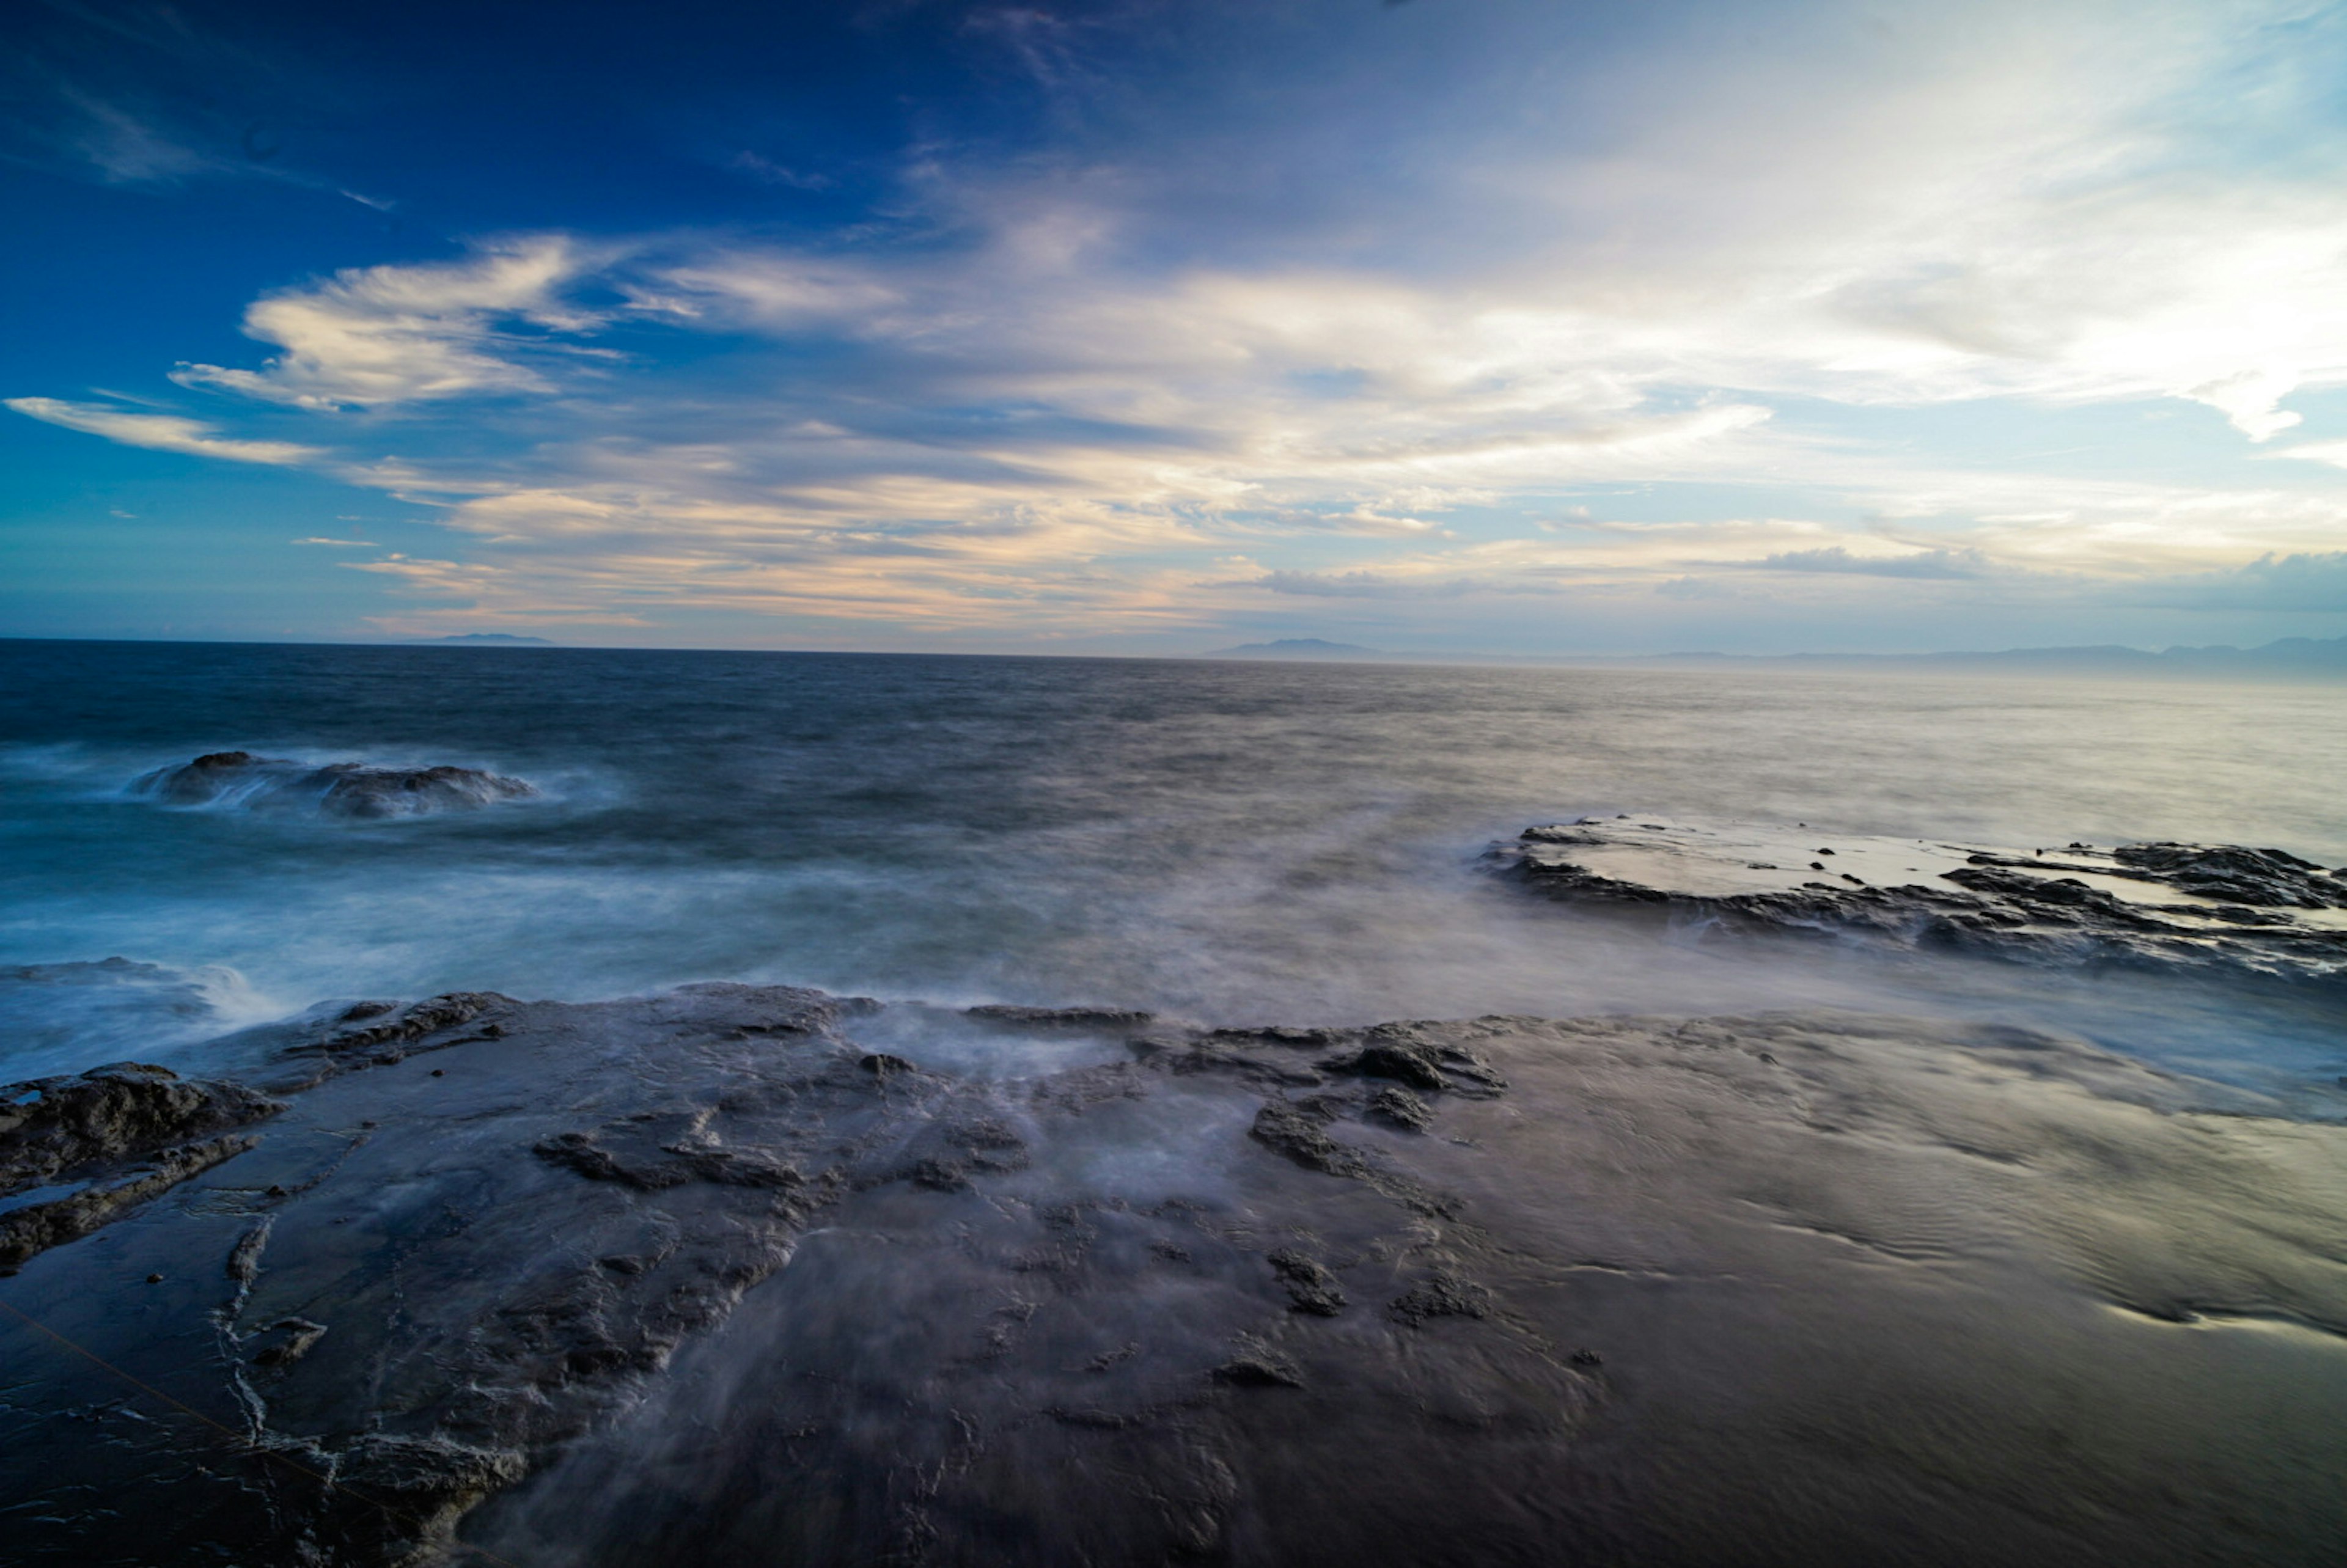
[4,397,323,466]
[1750,547,1989,579]
[2186,368,2303,442]
[172,238,608,409]
[2270,438,2347,471]
[2129,552,2347,614]
[727,152,832,191]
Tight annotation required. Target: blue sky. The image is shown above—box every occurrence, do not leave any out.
[5,0,2346,654]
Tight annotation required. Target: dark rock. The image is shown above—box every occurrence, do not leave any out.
[0,1134,261,1269]
[1334,1025,1507,1095]
[1346,1041,1447,1090]
[1212,1338,1304,1388]
[1500,816,2347,984]
[227,1221,271,1283]
[1249,1099,1371,1182]
[1366,1085,1433,1131]
[889,1116,1030,1192]
[1268,1248,1346,1315]
[1389,1271,1493,1325]
[131,752,537,819]
[1203,1025,1352,1050]
[0,1063,283,1267]
[859,1052,917,1077]
[252,1317,328,1367]
[271,993,510,1088]
[0,1061,281,1189]
[965,1005,1156,1031]
[2111,843,2347,909]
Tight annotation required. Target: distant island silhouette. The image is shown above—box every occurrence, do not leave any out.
[419,632,554,646]
[1200,638,1389,661]
[1194,634,2347,678]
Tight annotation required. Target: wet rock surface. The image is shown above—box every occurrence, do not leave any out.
[1499,815,2347,983]
[131,751,537,819]
[0,1061,284,1267]
[0,986,2343,1566]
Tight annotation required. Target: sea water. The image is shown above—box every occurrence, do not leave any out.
[2,639,2341,1096]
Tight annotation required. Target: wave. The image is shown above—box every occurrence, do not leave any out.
[128,751,537,819]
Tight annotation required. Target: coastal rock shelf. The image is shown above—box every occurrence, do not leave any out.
[130,751,537,819]
[5,985,2346,1566]
[1497,816,2347,981]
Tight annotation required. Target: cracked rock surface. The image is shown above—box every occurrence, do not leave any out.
[1,987,2343,1566]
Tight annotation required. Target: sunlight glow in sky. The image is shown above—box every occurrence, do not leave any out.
[5,0,2345,653]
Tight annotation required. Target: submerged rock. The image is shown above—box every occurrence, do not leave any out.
[130,752,536,819]
[1499,816,2347,983]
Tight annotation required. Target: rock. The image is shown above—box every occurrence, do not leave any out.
[1498,816,2347,984]
[0,1063,284,1268]
[887,1115,1030,1192]
[1267,1248,1346,1315]
[252,1317,328,1367]
[130,752,536,819]
[2110,843,2347,909]
[1389,1270,1493,1325]
[0,1134,262,1269]
[270,992,510,1088]
[6,989,2346,1567]
[1365,1085,1433,1131]
[1346,1040,1447,1090]
[965,1005,1156,1031]
[1212,1356,1302,1389]
[1213,1335,1304,1389]
[0,1062,281,1187]
[1249,1099,1372,1181]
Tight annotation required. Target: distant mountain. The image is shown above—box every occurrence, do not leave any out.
[1200,638,1389,661]
[419,632,554,646]
[1189,632,2347,678]
[1626,634,2347,678]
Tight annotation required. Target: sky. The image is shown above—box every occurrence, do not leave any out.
[4,0,2346,656]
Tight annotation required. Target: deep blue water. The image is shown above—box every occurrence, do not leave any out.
[3,639,2343,1098]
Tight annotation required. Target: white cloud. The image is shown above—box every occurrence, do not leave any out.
[4,397,323,466]
[172,237,608,409]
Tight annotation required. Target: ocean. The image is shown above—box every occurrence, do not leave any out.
[4,637,2341,1093]
[8,637,2347,1567]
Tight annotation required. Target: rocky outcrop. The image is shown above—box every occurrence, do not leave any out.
[130,752,536,819]
[1498,816,2347,983]
[0,1062,284,1268]
[3,989,2345,1567]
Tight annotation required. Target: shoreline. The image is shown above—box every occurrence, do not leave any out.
[5,981,2344,1566]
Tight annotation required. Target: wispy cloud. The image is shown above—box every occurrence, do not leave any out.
[5,397,323,466]
[1750,547,1990,580]
[170,238,609,409]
